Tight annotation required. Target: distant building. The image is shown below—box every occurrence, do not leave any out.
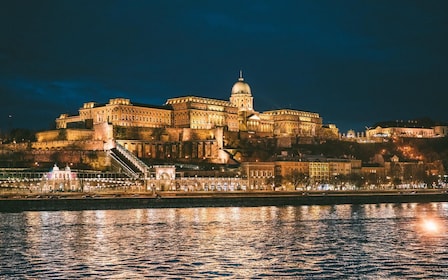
[241,157,362,190]
[44,164,80,192]
[366,119,448,138]
[240,162,275,190]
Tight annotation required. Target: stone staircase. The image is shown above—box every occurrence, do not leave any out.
[107,142,151,178]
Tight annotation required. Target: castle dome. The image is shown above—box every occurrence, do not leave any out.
[231,71,251,96]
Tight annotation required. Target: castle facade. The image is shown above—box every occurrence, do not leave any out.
[54,73,330,139]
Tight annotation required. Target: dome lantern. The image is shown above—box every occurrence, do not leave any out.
[231,70,252,96]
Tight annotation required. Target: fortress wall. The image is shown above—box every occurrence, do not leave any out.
[36,129,94,142]
[32,140,104,150]
[30,150,110,170]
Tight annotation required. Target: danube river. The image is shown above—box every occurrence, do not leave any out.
[1,203,448,279]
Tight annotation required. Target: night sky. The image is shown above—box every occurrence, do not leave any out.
[1,1,447,134]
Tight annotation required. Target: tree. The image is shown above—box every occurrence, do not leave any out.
[392,177,402,188]
[15,129,37,142]
[264,176,275,190]
[347,173,364,189]
[284,170,307,190]
[330,174,348,190]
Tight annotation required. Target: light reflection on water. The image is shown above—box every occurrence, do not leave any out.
[1,203,448,279]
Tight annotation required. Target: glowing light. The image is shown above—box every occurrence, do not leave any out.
[417,217,444,237]
[422,219,439,233]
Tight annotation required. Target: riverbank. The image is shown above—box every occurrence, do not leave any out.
[1,189,448,212]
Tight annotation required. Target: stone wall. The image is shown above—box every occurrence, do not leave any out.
[36,129,94,142]
[30,150,110,170]
[32,140,104,150]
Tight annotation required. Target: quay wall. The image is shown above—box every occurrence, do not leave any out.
[1,191,448,212]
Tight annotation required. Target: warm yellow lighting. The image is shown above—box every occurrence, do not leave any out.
[417,216,444,236]
[422,219,439,232]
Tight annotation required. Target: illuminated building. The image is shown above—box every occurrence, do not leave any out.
[44,164,80,192]
[274,160,309,179]
[361,164,387,184]
[240,162,275,190]
[53,72,326,138]
[242,158,361,190]
[56,98,171,129]
[37,72,335,164]
[165,96,239,131]
[366,120,448,138]
[262,109,321,137]
[228,71,274,132]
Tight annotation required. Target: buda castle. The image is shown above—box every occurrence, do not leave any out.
[54,72,331,137]
[37,73,337,163]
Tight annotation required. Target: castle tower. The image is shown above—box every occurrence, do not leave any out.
[229,71,254,131]
[230,71,254,112]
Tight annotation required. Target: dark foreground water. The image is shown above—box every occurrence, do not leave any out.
[1,203,448,279]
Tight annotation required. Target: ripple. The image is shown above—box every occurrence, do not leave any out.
[0,204,447,278]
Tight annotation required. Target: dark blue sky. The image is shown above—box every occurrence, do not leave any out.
[1,1,447,133]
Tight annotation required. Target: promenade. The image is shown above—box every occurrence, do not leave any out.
[1,189,448,212]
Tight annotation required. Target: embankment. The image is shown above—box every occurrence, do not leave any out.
[1,190,448,212]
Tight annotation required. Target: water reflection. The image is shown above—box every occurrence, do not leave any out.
[0,203,447,278]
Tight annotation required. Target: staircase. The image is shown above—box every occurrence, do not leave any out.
[107,142,151,178]
[222,149,240,165]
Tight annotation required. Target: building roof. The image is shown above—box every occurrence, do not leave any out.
[231,71,252,97]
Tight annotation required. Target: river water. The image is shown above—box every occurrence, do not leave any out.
[1,203,448,279]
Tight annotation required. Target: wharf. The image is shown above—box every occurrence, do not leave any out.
[1,190,448,212]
